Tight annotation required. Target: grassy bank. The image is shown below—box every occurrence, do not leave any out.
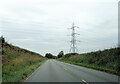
[58,60,117,75]
[2,42,47,83]
[58,47,120,76]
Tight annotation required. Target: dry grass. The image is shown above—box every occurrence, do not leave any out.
[2,42,47,82]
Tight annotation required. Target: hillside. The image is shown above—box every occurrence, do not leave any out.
[1,38,47,82]
[59,47,120,75]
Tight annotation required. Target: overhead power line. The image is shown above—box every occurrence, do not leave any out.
[68,22,80,53]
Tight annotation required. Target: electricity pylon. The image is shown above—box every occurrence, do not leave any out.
[68,23,80,53]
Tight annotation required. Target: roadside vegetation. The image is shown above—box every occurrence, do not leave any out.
[1,36,47,83]
[58,48,120,76]
[45,51,64,59]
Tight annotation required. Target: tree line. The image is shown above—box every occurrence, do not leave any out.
[45,51,64,59]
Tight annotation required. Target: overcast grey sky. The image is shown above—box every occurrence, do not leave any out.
[0,0,119,56]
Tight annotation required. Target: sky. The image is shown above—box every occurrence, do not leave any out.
[0,0,119,56]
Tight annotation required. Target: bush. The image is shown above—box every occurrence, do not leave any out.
[59,47,120,75]
[57,51,64,58]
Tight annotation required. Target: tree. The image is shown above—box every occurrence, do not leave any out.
[57,51,64,58]
[45,53,53,58]
[0,36,5,43]
[52,56,57,59]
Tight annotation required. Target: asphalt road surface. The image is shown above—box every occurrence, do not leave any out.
[24,60,119,83]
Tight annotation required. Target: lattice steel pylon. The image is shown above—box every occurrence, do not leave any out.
[68,23,79,53]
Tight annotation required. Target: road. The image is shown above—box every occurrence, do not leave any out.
[24,60,119,83]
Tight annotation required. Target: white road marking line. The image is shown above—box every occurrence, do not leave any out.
[82,80,89,84]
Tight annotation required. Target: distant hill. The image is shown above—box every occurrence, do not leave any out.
[1,37,47,82]
[59,47,120,75]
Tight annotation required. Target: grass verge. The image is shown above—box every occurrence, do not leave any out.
[58,60,118,75]
[2,60,47,83]
[2,42,47,83]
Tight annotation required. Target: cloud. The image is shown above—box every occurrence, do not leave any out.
[0,0,118,55]
[11,38,33,42]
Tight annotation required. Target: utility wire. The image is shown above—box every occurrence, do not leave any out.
[68,22,80,53]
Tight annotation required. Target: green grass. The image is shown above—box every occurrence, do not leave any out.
[58,47,120,76]
[58,60,118,75]
[3,60,46,82]
[2,42,47,83]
